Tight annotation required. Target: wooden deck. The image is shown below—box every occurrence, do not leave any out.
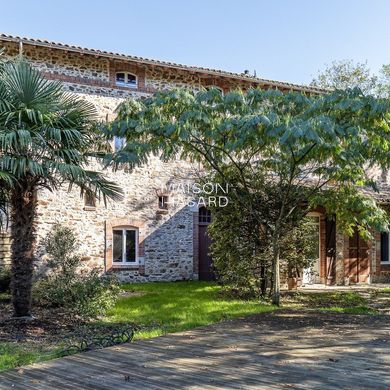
[0,311,389,389]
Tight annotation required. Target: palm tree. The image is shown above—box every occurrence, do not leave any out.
[0,58,123,318]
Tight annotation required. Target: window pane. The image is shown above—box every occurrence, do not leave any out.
[125,230,136,262]
[113,230,123,262]
[158,196,168,209]
[381,232,389,262]
[85,192,95,207]
[114,136,126,152]
[199,207,211,223]
[126,74,137,86]
[116,73,125,84]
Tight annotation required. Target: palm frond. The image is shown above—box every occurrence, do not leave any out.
[0,57,122,203]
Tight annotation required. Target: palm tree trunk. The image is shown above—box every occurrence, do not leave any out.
[10,184,37,318]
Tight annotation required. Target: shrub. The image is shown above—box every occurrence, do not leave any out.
[207,171,317,298]
[34,224,120,319]
[0,267,11,293]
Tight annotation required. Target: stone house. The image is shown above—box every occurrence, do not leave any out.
[0,33,389,285]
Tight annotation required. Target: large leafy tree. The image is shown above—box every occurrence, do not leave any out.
[311,59,390,97]
[377,65,390,98]
[0,58,123,318]
[106,87,390,305]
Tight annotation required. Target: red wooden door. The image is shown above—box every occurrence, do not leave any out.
[347,231,370,283]
[198,207,214,281]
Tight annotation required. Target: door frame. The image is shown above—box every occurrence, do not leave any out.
[197,206,214,281]
[346,230,371,283]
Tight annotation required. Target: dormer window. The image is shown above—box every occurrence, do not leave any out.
[115,72,137,88]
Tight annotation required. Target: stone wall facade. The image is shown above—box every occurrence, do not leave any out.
[35,154,197,282]
[1,39,206,282]
[1,35,390,284]
[31,90,198,283]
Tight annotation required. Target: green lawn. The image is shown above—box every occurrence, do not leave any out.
[0,281,275,371]
[284,291,378,314]
[1,282,383,372]
[102,281,276,339]
[0,344,61,372]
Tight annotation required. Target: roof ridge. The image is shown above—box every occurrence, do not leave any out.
[0,33,326,93]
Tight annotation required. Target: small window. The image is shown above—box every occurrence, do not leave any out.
[113,228,138,263]
[158,195,169,210]
[115,72,137,88]
[381,232,390,263]
[84,192,96,208]
[114,136,126,152]
[198,207,211,223]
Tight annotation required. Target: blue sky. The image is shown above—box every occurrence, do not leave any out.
[1,0,389,85]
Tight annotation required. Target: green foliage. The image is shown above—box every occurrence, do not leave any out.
[311,59,390,97]
[208,188,269,297]
[107,87,390,303]
[207,176,318,297]
[377,65,390,98]
[34,225,120,319]
[313,186,390,240]
[279,217,319,278]
[0,57,123,203]
[0,57,123,317]
[107,87,390,239]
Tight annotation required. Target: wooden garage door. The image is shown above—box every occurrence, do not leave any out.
[346,230,370,283]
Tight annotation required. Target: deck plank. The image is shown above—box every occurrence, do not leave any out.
[0,311,389,389]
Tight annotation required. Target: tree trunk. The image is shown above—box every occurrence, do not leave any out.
[259,265,267,297]
[271,236,281,306]
[10,184,37,318]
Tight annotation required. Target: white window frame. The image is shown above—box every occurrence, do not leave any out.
[381,233,390,264]
[158,195,169,210]
[115,72,138,88]
[112,227,139,264]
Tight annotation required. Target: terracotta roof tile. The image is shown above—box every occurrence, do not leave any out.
[0,33,326,94]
